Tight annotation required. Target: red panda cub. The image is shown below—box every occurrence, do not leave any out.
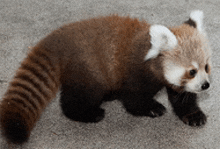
[0,10,212,144]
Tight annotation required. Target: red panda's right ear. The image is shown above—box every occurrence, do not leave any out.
[185,10,204,33]
[144,25,178,61]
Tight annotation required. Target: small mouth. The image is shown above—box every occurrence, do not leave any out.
[192,90,201,94]
[187,87,211,94]
[185,87,201,94]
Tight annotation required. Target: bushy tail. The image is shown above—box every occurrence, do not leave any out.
[0,47,60,144]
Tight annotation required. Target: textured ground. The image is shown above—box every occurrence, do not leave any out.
[0,0,220,149]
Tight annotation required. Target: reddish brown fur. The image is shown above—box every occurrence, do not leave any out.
[0,47,61,143]
[36,15,151,89]
[0,14,210,145]
[170,24,211,68]
[0,16,153,144]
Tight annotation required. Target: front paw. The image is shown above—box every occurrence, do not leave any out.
[181,110,207,127]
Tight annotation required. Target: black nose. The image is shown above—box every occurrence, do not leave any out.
[201,82,210,90]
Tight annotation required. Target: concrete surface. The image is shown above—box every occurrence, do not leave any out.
[0,0,220,148]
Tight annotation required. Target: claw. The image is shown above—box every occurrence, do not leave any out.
[150,111,155,116]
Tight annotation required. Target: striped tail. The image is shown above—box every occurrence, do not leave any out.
[0,47,60,144]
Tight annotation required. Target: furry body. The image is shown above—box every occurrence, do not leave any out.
[0,11,212,144]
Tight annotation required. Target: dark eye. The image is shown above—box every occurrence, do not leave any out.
[205,64,209,73]
[190,69,197,77]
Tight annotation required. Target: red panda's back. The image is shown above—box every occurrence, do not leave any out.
[35,15,149,89]
[36,15,149,91]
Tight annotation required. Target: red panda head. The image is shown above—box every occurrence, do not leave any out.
[145,10,212,93]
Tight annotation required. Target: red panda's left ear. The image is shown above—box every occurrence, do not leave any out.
[185,10,204,33]
[144,25,178,61]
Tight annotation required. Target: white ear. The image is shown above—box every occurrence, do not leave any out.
[144,25,178,61]
[189,10,204,33]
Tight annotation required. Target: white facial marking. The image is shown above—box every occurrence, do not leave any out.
[144,25,178,61]
[190,10,204,33]
[192,61,199,69]
[164,63,185,86]
[185,70,210,93]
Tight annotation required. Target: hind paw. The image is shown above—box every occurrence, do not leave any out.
[62,107,105,123]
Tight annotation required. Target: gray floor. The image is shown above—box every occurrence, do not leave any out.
[0,0,220,148]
